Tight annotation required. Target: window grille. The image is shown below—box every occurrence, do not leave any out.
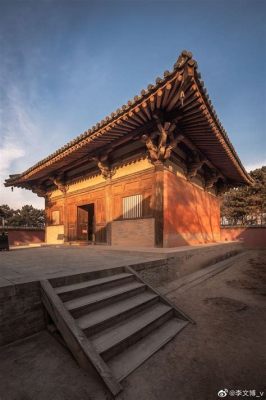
[122,194,142,219]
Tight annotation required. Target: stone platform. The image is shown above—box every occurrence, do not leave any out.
[1,241,243,286]
[0,241,243,346]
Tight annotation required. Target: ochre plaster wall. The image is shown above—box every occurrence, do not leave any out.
[45,159,222,248]
[164,170,221,247]
[48,158,152,200]
[45,161,154,244]
[114,158,152,179]
[46,225,64,244]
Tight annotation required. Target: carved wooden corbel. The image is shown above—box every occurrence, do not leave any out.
[164,131,184,160]
[187,151,206,180]
[141,117,183,164]
[141,134,160,162]
[51,174,69,195]
[204,170,222,190]
[31,184,51,200]
[32,187,46,197]
[216,182,230,196]
[92,154,116,180]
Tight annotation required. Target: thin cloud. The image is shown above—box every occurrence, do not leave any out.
[0,85,45,208]
[245,161,266,173]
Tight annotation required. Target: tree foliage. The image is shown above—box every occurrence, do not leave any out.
[0,204,45,227]
[221,166,266,225]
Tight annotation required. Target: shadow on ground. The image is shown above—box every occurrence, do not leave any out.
[0,249,265,400]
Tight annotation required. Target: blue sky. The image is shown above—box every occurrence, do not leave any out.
[0,0,265,208]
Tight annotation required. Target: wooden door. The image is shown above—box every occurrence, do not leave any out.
[87,204,95,241]
[77,207,88,240]
[95,198,107,243]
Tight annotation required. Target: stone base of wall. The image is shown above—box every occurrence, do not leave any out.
[0,241,244,346]
[135,241,244,290]
[1,262,159,346]
[111,218,155,247]
[0,281,45,347]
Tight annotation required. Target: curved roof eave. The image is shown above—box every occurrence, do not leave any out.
[5,50,253,188]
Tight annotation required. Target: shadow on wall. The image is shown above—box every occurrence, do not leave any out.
[47,180,221,248]
[164,174,220,247]
[61,195,154,245]
[221,227,266,249]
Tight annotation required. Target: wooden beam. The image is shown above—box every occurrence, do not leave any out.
[180,137,226,180]
[180,91,201,109]
[149,95,156,111]
[142,101,152,120]
[180,99,204,113]
[135,106,148,123]
[156,89,163,109]
[161,83,172,108]
[186,151,206,179]
[164,74,183,107]
[128,110,143,125]
[154,162,164,247]
[40,279,122,396]
[121,115,139,128]
[166,77,193,112]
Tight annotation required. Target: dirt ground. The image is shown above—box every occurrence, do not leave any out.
[0,249,265,400]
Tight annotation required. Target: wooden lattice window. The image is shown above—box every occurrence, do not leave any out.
[122,194,143,219]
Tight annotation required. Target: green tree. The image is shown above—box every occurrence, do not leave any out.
[221,166,266,225]
[249,166,266,224]
[0,204,13,221]
[0,204,45,227]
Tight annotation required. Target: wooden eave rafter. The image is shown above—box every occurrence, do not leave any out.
[5,50,253,189]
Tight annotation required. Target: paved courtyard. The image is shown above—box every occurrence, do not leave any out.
[0,241,239,287]
[0,249,265,400]
[0,245,164,286]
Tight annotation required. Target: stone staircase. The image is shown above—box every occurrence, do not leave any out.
[41,267,192,396]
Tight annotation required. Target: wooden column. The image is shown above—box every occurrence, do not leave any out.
[154,162,164,248]
[105,178,112,245]
[44,196,48,244]
[63,195,68,242]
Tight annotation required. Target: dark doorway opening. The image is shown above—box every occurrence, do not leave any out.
[77,203,95,241]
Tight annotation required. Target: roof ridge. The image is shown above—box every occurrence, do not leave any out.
[6,50,194,182]
[5,50,253,186]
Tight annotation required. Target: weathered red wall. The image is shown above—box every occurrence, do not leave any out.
[221,227,266,249]
[164,171,221,247]
[3,228,45,246]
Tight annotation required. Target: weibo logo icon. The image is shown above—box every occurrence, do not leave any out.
[218,389,228,397]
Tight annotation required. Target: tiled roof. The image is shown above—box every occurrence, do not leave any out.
[5,50,253,187]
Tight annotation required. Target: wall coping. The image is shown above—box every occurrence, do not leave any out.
[0,226,45,231]
[221,225,266,229]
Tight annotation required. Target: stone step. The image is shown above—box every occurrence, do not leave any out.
[77,291,159,335]
[91,302,173,360]
[64,281,146,318]
[108,317,189,382]
[55,273,134,301]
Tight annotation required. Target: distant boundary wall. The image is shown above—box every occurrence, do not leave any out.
[221,226,266,249]
[0,226,45,246]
